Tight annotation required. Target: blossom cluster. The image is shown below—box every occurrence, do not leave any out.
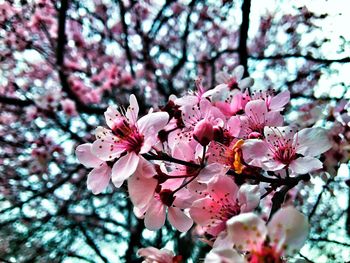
[76,66,331,262]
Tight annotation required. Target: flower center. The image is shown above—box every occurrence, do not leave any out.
[227,78,239,90]
[112,118,133,138]
[248,246,283,263]
[124,131,144,154]
[273,145,296,164]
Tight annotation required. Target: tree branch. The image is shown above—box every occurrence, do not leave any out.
[238,0,251,77]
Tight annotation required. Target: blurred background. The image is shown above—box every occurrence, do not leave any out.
[0,0,350,262]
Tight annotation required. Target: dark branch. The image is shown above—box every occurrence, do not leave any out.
[238,0,251,77]
[250,53,350,64]
[0,95,33,107]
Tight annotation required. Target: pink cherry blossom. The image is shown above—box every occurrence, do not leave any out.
[190,175,259,237]
[135,186,193,232]
[242,126,332,174]
[237,99,284,139]
[61,98,77,117]
[226,206,309,261]
[90,94,169,187]
[171,98,224,146]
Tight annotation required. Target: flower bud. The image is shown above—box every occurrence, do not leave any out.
[193,119,214,146]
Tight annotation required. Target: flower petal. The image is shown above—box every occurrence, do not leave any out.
[144,199,166,231]
[239,77,254,91]
[269,90,290,111]
[104,106,122,130]
[242,139,269,167]
[126,94,139,124]
[76,143,103,168]
[137,111,169,135]
[234,65,244,81]
[128,161,157,209]
[168,207,193,232]
[205,248,245,263]
[266,111,284,126]
[111,152,140,187]
[227,116,241,137]
[295,127,332,156]
[226,213,267,251]
[289,156,323,174]
[91,139,125,161]
[268,206,309,256]
[87,163,111,194]
[264,126,296,146]
[245,99,267,124]
[238,184,260,213]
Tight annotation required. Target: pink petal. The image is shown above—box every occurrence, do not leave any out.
[126,94,139,124]
[261,158,286,171]
[208,175,239,202]
[87,163,111,194]
[269,90,290,111]
[144,199,166,231]
[128,161,157,209]
[111,152,140,188]
[172,141,195,162]
[137,112,169,135]
[168,207,193,232]
[227,116,241,137]
[245,100,267,124]
[173,190,194,209]
[264,126,296,146]
[175,95,199,106]
[91,139,125,161]
[268,206,309,256]
[226,213,267,251]
[295,127,332,157]
[205,248,245,263]
[76,143,103,168]
[104,106,121,130]
[190,197,219,225]
[289,156,323,174]
[197,163,227,183]
[238,184,260,213]
[242,139,269,167]
[266,111,284,126]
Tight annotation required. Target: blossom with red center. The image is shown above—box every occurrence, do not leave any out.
[190,175,259,237]
[228,206,308,262]
[81,94,169,188]
[242,126,332,174]
[237,99,284,139]
[134,184,194,232]
[169,98,224,147]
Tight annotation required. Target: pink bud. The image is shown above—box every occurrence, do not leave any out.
[193,119,214,146]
